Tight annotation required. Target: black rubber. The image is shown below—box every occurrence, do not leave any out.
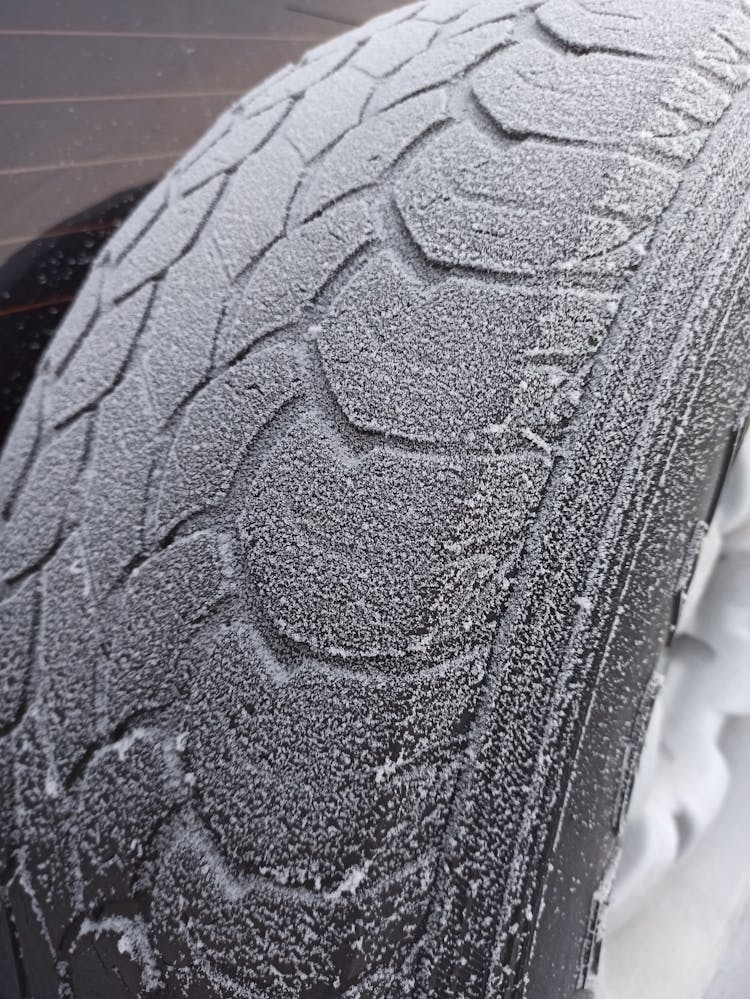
[2,1,750,996]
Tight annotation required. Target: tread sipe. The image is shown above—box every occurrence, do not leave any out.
[2,1,750,996]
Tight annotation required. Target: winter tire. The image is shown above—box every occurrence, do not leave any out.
[2,0,750,996]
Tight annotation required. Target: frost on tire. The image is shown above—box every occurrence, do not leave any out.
[2,0,750,997]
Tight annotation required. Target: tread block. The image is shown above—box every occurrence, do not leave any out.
[170,103,236,179]
[0,582,36,730]
[152,831,430,996]
[352,17,438,77]
[344,0,424,38]
[440,0,527,39]
[49,282,153,428]
[78,731,186,912]
[241,46,359,118]
[454,122,677,223]
[155,348,300,537]
[222,200,375,363]
[473,40,730,161]
[1,414,90,582]
[175,100,290,194]
[296,90,448,222]
[40,534,99,782]
[143,235,228,425]
[187,627,484,889]
[538,0,724,56]
[318,252,614,445]
[539,0,750,86]
[699,7,750,86]
[153,835,324,997]
[106,531,232,730]
[418,0,488,23]
[43,264,104,376]
[370,20,513,113]
[103,184,168,269]
[206,133,303,280]
[300,34,365,70]
[105,176,223,303]
[69,916,161,998]
[284,66,374,162]
[84,371,157,594]
[246,417,545,660]
[396,123,676,277]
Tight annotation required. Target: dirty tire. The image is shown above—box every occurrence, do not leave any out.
[2,0,750,996]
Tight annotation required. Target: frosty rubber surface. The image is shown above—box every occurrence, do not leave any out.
[2,0,750,996]
[601,431,750,999]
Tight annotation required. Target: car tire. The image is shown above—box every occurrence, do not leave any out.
[2,1,750,996]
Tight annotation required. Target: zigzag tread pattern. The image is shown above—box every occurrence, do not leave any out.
[1,0,750,995]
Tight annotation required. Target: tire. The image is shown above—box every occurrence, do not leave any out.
[2,1,750,996]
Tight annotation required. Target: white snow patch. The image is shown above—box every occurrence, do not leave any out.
[374,751,404,784]
[115,727,147,760]
[79,915,162,991]
[325,863,370,900]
